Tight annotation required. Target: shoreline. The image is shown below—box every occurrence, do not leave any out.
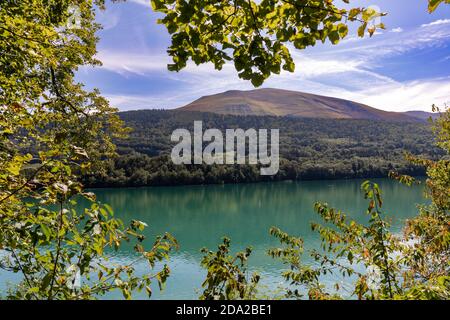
[84,175,427,190]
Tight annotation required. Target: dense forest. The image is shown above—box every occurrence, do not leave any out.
[83,110,441,187]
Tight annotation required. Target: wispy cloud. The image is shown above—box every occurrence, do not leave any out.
[339,78,450,112]
[83,7,450,112]
[421,19,450,27]
[95,5,121,31]
[104,76,450,112]
[390,27,403,33]
[96,51,169,75]
[128,0,151,7]
[327,22,450,61]
[107,94,177,110]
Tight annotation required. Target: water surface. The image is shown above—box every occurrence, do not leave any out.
[0,178,426,299]
[89,178,425,299]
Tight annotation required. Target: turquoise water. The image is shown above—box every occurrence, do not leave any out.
[0,178,426,299]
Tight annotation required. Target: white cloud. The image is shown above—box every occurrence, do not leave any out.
[329,22,450,60]
[339,78,450,112]
[97,48,368,82]
[98,52,450,111]
[93,3,121,31]
[391,27,403,33]
[87,15,450,112]
[421,19,450,27]
[128,0,151,7]
[96,51,169,75]
[104,76,450,112]
[106,94,174,110]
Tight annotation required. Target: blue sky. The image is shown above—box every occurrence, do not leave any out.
[77,0,450,112]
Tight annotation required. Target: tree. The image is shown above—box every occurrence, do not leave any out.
[398,106,450,298]
[0,0,177,299]
[429,0,450,12]
[200,238,260,300]
[268,108,450,300]
[151,0,386,86]
[150,0,450,86]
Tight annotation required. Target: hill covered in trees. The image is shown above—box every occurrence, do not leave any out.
[82,110,442,187]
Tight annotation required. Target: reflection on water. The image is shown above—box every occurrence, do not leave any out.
[0,178,426,299]
[87,178,425,299]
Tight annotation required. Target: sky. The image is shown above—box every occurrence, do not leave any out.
[76,0,450,112]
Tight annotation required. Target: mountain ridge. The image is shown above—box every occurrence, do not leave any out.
[178,88,431,121]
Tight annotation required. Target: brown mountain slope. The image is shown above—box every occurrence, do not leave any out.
[179,88,419,121]
[404,111,438,121]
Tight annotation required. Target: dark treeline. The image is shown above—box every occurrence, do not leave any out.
[83,110,442,187]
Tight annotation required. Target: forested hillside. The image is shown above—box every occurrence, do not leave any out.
[83,110,441,187]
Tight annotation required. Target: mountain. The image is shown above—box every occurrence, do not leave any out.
[179,88,420,121]
[404,111,438,121]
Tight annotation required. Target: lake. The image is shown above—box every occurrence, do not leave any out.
[0,178,426,299]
